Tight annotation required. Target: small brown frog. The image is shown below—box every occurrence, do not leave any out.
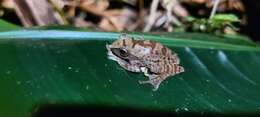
[106,33,184,91]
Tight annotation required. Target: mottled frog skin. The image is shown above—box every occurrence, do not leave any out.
[106,33,184,91]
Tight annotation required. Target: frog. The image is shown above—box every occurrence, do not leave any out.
[106,33,184,91]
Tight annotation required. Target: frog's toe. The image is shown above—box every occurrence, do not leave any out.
[138,80,151,84]
[152,86,159,91]
[138,78,162,91]
[140,67,149,77]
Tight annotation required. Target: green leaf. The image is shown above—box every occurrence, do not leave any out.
[185,16,197,22]
[0,19,20,31]
[26,25,92,31]
[154,32,255,46]
[211,14,240,22]
[0,30,260,117]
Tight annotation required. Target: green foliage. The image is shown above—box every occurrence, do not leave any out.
[0,19,20,31]
[26,25,92,31]
[211,14,240,22]
[0,30,260,117]
[185,14,240,35]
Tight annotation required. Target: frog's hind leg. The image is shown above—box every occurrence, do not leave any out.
[139,74,168,91]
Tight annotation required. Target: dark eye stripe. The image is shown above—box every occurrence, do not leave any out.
[123,39,126,46]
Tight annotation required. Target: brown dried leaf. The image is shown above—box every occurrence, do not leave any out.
[49,0,70,9]
[228,0,245,12]
[99,18,117,31]
[0,9,3,17]
[205,0,244,12]
[14,0,61,26]
[162,0,189,17]
[80,0,109,16]
[99,8,137,31]
[181,0,244,12]
[1,0,15,9]
[74,17,92,27]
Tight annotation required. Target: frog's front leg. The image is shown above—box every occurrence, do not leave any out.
[139,74,168,91]
[140,67,150,77]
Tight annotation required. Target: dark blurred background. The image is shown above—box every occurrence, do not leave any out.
[0,0,259,41]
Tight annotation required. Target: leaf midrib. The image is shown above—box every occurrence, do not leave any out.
[0,30,259,51]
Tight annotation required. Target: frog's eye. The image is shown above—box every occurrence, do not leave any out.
[110,48,129,58]
[119,48,129,57]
